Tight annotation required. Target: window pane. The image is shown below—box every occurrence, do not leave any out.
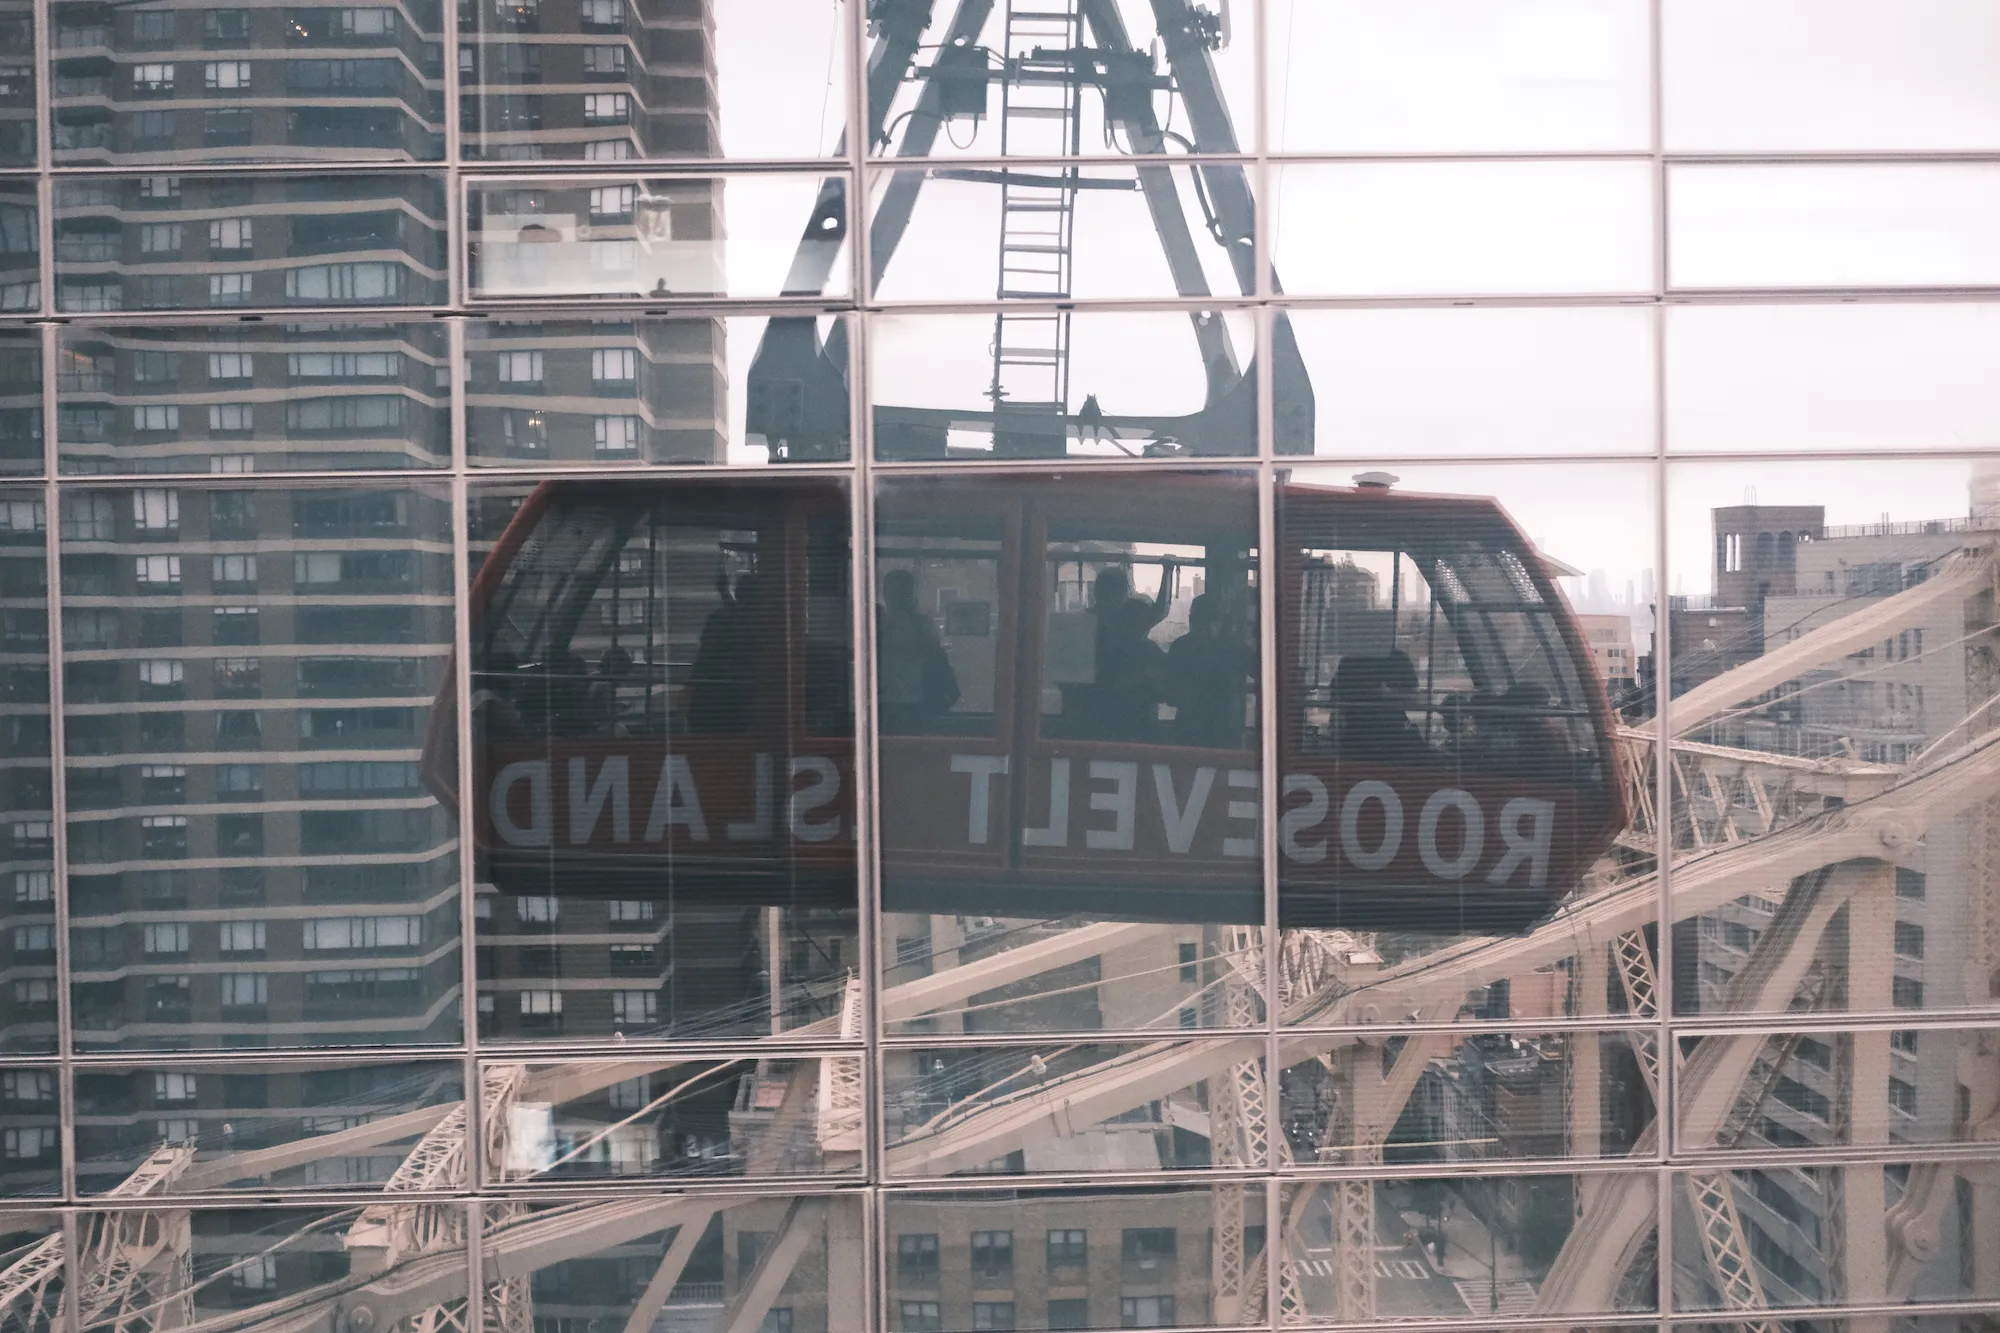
[1671,1163,1997,1309]
[1669,164,2000,290]
[0,488,53,1054]
[466,477,857,1042]
[56,324,451,474]
[463,0,845,161]
[0,1215,62,1327]
[62,484,460,1051]
[1671,1024,1994,1155]
[0,1066,60,1194]
[73,1059,462,1193]
[1663,0,2000,152]
[863,0,1255,161]
[1277,462,1654,941]
[871,313,1256,462]
[876,472,1262,1035]
[0,182,38,313]
[1668,457,2000,1019]
[869,166,1255,305]
[1282,1174,1659,1320]
[467,174,850,302]
[483,1057,863,1183]
[48,0,443,164]
[466,315,851,466]
[1269,0,1651,153]
[0,0,34,168]
[53,174,449,312]
[1280,306,1655,458]
[884,1042,1263,1177]
[884,1183,1263,1331]
[1272,162,1655,297]
[0,333,39,474]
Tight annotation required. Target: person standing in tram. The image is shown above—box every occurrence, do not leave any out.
[1164,592,1249,746]
[878,568,959,734]
[1090,560,1178,740]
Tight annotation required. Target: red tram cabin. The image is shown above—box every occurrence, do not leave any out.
[424,475,1626,932]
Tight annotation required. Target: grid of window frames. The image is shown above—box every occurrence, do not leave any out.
[2,2,1999,1333]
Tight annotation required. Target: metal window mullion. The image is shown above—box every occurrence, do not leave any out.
[1256,459,1282,1333]
[1648,0,1676,1326]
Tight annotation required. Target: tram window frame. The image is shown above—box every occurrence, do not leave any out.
[873,505,1012,741]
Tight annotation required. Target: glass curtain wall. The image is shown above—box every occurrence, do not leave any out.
[2,2,1999,1332]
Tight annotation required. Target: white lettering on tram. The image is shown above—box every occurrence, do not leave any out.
[489,752,1558,889]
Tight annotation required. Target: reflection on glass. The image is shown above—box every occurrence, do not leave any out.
[53,173,449,313]
[461,0,845,161]
[0,182,36,312]
[1671,1163,1998,1310]
[0,489,53,1055]
[1268,0,1652,153]
[61,485,461,1051]
[884,1042,1261,1177]
[883,1183,1265,1331]
[1272,162,1655,297]
[1662,0,2000,153]
[466,316,851,466]
[1667,303,2000,455]
[461,478,857,1042]
[862,0,1255,161]
[876,472,1262,1035]
[1673,1025,1995,1156]
[47,0,445,165]
[56,324,451,474]
[871,312,1256,461]
[0,1066,60,1195]
[1282,1174,1658,1322]
[0,0,32,168]
[869,166,1253,305]
[0,1215,62,1331]
[1276,472,1630,933]
[73,1061,462,1194]
[1669,164,2000,290]
[1281,1029,1652,1167]
[467,174,848,301]
[70,1205,468,1333]
[483,1056,861,1183]
[482,1192,863,1333]
[1283,306,1655,458]
[0,333,36,474]
[1667,458,2000,1020]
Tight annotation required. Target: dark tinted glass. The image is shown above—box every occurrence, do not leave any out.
[465,477,857,1042]
[53,173,449,313]
[60,484,460,1051]
[48,0,445,164]
[0,1066,60,1194]
[0,181,35,312]
[57,324,451,474]
[0,0,32,168]
[875,472,1262,1035]
[0,332,41,474]
[0,489,53,1054]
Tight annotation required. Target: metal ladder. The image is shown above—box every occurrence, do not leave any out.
[988,0,1083,455]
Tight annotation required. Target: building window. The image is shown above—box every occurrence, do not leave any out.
[1047,1300,1089,1331]
[972,1304,1014,1331]
[970,1230,1013,1272]
[594,415,639,455]
[219,921,267,953]
[896,1233,938,1276]
[211,217,255,251]
[1119,1296,1174,1328]
[496,351,543,383]
[591,348,637,382]
[1047,1229,1087,1268]
[898,1304,941,1333]
[205,60,252,88]
[1121,1229,1175,1265]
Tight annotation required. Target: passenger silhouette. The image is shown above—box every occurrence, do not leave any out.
[1091,562,1176,740]
[1164,593,1248,746]
[878,569,959,734]
[1334,650,1430,762]
[687,570,765,733]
